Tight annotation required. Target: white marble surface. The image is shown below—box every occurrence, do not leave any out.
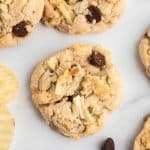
[0,0,150,149]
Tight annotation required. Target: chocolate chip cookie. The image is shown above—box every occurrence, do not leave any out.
[30,43,123,139]
[0,0,44,48]
[133,115,150,150]
[139,28,150,77]
[42,0,125,34]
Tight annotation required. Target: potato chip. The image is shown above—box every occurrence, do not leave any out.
[0,64,19,104]
[0,106,15,150]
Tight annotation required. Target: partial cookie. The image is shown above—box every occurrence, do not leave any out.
[0,106,15,150]
[139,28,150,77]
[30,43,123,139]
[0,64,19,105]
[42,0,125,34]
[133,115,150,150]
[0,0,44,47]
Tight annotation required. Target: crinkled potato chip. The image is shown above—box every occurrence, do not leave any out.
[0,106,15,150]
[0,64,19,105]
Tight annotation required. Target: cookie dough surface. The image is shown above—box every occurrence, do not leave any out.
[0,0,44,47]
[134,115,150,150]
[139,28,150,77]
[30,43,123,139]
[42,0,125,34]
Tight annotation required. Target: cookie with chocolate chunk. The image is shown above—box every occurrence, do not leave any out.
[139,28,150,77]
[133,115,150,150]
[0,0,44,47]
[30,43,123,139]
[42,0,125,34]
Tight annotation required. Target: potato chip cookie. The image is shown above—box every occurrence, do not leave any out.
[139,28,150,77]
[0,64,19,105]
[0,106,15,150]
[133,115,150,150]
[0,0,44,47]
[42,0,125,34]
[30,43,123,139]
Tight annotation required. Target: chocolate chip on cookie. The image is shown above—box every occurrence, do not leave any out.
[144,32,150,39]
[86,5,102,23]
[101,138,115,150]
[12,21,29,37]
[89,51,106,68]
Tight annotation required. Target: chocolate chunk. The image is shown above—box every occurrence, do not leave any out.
[68,91,80,102]
[12,21,28,37]
[101,138,115,150]
[89,51,105,68]
[71,64,77,68]
[68,96,74,102]
[86,5,102,23]
[144,32,150,39]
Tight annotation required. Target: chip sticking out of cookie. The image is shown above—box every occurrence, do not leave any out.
[0,106,15,150]
[0,64,19,105]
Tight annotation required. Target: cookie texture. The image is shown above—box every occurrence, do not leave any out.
[139,28,150,77]
[133,115,150,150]
[30,43,123,139]
[0,0,44,47]
[42,0,125,34]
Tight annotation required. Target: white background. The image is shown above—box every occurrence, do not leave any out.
[0,0,150,149]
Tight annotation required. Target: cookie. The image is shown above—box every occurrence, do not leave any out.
[133,115,150,150]
[139,28,150,77]
[0,0,44,48]
[0,64,19,105]
[42,0,125,34]
[30,43,123,139]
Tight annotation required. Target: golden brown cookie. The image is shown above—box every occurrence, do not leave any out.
[0,0,44,47]
[30,43,123,139]
[133,115,150,150]
[42,0,125,34]
[139,28,150,77]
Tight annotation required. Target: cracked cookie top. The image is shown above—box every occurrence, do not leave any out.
[30,43,123,139]
[0,0,44,47]
[134,115,150,150]
[42,0,125,34]
[139,28,150,78]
